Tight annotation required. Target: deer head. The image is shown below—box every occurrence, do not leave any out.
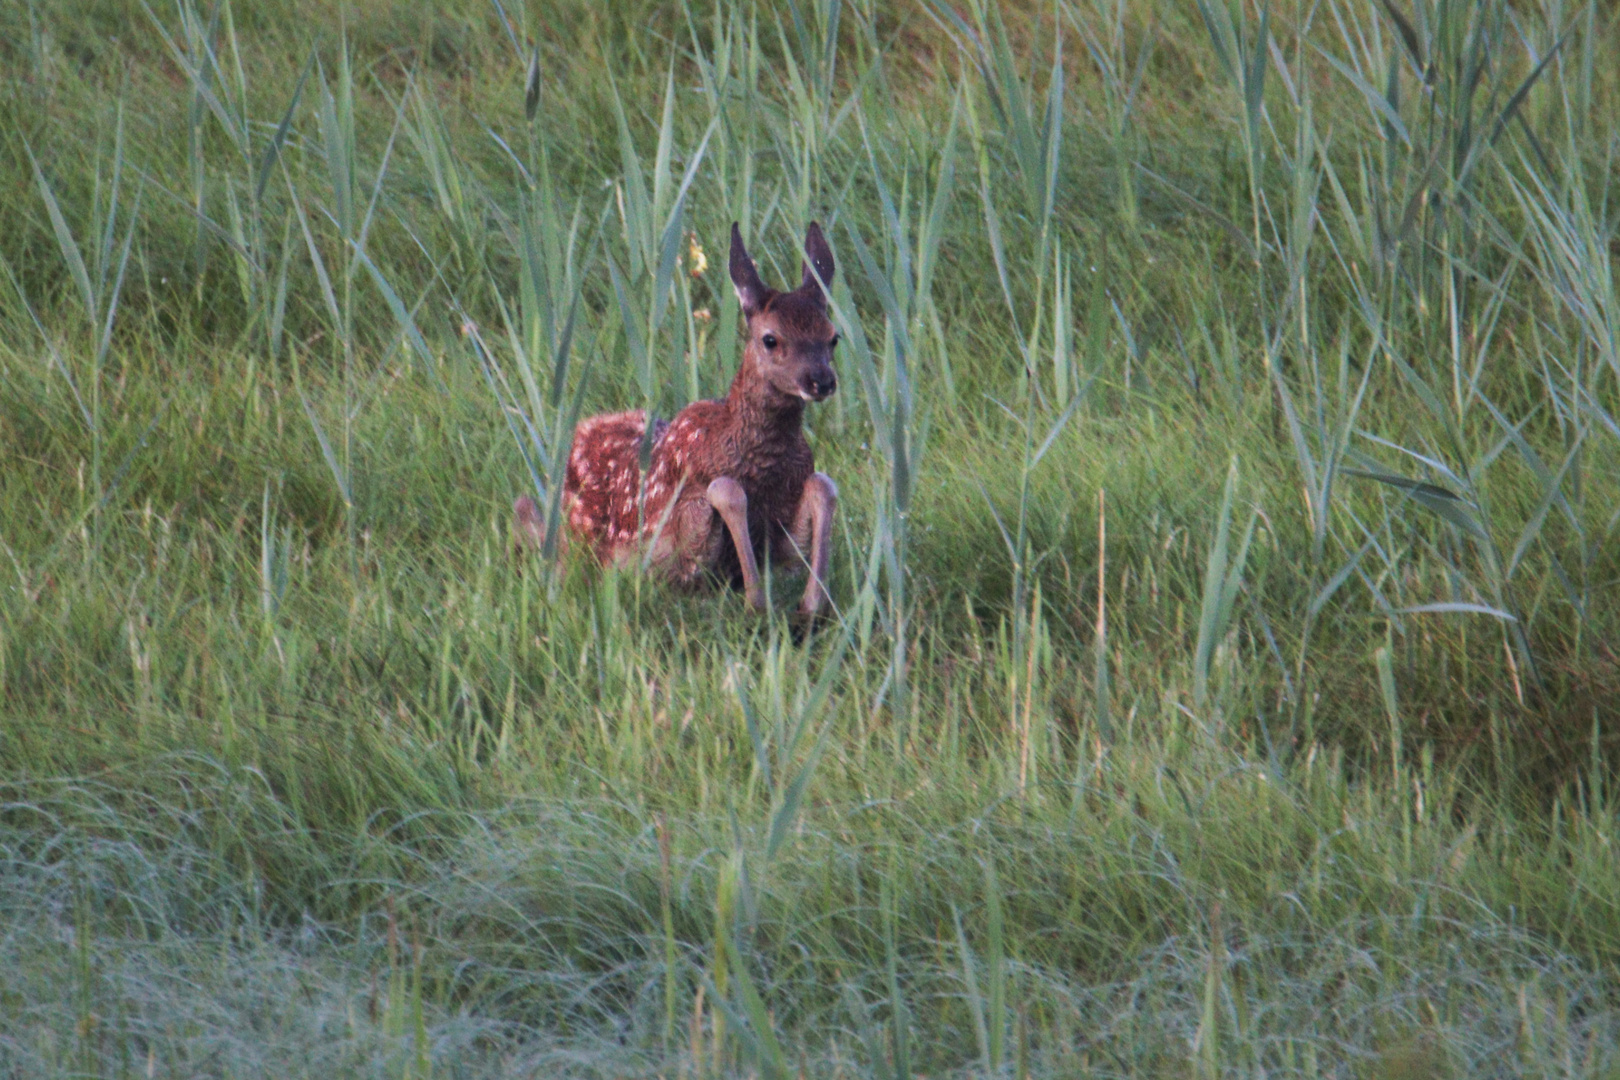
[729,222,840,404]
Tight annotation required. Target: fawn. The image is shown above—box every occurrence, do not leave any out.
[514,222,840,617]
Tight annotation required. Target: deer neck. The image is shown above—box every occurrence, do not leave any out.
[725,354,805,441]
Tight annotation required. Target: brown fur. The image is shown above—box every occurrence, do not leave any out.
[515,223,841,615]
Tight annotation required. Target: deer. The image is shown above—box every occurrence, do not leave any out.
[514,222,840,619]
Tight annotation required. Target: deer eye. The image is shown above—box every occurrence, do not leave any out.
[829,334,840,350]
[761,333,778,350]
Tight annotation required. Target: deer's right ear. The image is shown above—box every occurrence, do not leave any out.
[729,223,769,316]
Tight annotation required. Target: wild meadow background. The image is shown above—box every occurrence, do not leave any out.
[2,0,1619,1074]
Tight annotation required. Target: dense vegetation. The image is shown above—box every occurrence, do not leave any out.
[2,0,1619,1074]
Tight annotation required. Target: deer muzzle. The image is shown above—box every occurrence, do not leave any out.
[800,369,838,401]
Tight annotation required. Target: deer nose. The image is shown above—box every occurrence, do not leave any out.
[803,370,837,400]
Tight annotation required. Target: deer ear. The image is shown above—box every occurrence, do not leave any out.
[729,223,769,316]
[799,221,835,303]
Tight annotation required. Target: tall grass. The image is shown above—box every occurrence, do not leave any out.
[3,0,1620,1074]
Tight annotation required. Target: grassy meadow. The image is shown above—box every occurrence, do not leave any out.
[3,0,1620,1074]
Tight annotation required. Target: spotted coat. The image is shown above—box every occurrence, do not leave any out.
[562,385,817,589]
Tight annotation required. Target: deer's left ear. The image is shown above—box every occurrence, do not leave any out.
[729,223,770,316]
[799,221,835,303]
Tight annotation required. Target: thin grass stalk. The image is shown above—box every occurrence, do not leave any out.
[1063,0,1156,227]
[836,114,943,730]
[961,125,1087,770]
[1195,0,1272,266]
[140,0,310,348]
[1095,488,1111,743]
[24,105,142,551]
[604,66,717,558]
[1194,458,1257,715]
[926,0,1065,269]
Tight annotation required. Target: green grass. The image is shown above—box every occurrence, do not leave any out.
[3,0,1620,1075]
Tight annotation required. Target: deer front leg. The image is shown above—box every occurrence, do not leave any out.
[707,477,766,611]
[790,472,838,617]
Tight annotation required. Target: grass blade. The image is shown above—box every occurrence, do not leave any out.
[25,142,95,321]
[255,50,315,201]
